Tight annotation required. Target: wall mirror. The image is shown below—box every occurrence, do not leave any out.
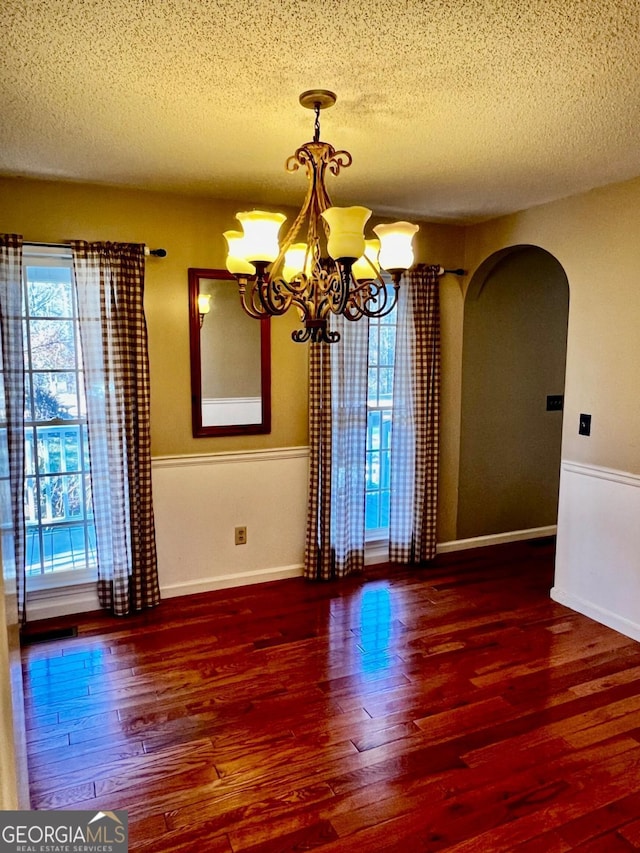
[189,268,271,437]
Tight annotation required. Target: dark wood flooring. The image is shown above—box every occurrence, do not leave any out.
[21,539,640,851]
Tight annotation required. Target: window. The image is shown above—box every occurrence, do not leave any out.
[365,291,397,536]
[22,249,97,589]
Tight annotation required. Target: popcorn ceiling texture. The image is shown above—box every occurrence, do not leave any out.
[1,0,640,222]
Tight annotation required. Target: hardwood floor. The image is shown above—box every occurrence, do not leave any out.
[21,539,640,851]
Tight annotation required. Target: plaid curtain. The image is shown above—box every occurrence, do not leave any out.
[389,265,441,563]
[0,235,26,622]
[304,313,369,580]
[72,242,160,615]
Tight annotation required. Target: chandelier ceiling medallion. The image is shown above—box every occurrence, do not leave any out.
[223,90,419,344]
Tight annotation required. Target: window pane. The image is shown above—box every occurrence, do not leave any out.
[25,477,37,524]
[37,429,62,473]
[365,283,396,534]
[379,367,393,401]
[38,474,82,522]
[41,524,86,574]
[368,410,381,451]
[23,255,96,585]
[381,410,393,450]
[380,490,390,530]
[26,267,73,317]
[368,327,379,364]
[367,368,378,406]
[365,491,379,530]
[380,326,396,365]
[25,527,41,576]
[29,319,75,369]
[63,428,81,472]
[32,372,80,421]
[366,451,380,489]
[381,449,391,490]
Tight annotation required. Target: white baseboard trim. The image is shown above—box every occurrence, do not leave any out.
[27,525,558,621]
[26,564,305,621]
[436,525,557,553]
[365,525,557,565]
[551,585,640,643]
[160,564,304,599]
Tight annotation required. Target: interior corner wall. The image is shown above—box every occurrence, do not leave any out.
[461,176,640,640]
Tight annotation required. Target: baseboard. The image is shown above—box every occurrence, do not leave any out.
[26,564,306,620]
[436,525,557,553]
[27,526,557,620]
[160,564,304,599]
[551,585,640,643]
[365,525,556,565]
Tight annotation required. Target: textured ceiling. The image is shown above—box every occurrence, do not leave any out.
[2,0,640,223]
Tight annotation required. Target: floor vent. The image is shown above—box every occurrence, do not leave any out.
[21,626,78,646]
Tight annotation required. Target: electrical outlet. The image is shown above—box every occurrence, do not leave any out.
[235,526,247,545]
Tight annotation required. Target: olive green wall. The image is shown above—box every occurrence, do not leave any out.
[457,247,569,538]
[0,177,309,456]
[463,176,640,477]
[0,176,465,540]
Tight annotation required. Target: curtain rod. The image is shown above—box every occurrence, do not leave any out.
[24,241,167,257]
[414,264,466,276]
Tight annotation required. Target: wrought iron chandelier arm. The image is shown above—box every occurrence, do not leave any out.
[343,275,399,321]
[237,277,269,319]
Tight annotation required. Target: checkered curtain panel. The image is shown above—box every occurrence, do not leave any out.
[0,235,26,622]
[389,266,441,563]
[72,242,160,615]
[304,312,369,580]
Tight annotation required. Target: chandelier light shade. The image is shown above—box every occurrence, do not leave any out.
[223,89,419,343]
[373,221,420,272]
[223,230,256,276]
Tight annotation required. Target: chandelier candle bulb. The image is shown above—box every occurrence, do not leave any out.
[373,221,420,272]
[236,211,287,263]
[321,206,371,261]
[352,238,381,281]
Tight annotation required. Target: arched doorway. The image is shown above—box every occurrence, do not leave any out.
[457,245,570,539]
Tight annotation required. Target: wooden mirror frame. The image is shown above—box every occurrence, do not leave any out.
[189,268,271,437]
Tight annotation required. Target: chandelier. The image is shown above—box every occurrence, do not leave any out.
[223,90,419,344]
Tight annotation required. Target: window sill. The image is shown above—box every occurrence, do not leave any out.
[365,531,389,565]
[26,568,97,595]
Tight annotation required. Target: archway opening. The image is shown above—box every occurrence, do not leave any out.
[457,245,570,539]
